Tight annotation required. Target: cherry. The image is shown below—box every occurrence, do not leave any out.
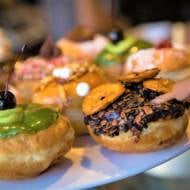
[107,27,124,44]
[155,40,172,49]
[0,91,16,110]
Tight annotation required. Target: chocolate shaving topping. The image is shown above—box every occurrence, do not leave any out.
[84,82,187,139]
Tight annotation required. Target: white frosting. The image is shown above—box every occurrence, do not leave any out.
[76,82,90,97]
[78,34,108,58]
[125,49,157,73]
[52,67,72,79]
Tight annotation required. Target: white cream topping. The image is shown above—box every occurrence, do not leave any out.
[125,49,157,73]
[76,82,90,97]
[78,34,108,58]
[52,67,72,79]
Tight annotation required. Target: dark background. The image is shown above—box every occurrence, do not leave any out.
[119,0,190,24]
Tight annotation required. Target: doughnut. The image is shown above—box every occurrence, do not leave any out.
[33,62,107,135]
[83,72,189,152]
[124,48,190,80]
[0,100,74,179]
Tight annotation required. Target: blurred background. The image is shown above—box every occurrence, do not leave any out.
[0,0,190,189]
[0,0,190,54]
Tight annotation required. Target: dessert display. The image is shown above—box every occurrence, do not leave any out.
[96,28,153,80]
[33,62,107,135]
[0,89,74,179]
[124,47,190,80]
[14,38,66,102]
[83,69,189,152]
[1,2,190,187]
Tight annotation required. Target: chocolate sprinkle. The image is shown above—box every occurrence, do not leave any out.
[84,82,187,138]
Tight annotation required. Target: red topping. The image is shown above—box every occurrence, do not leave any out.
[155,40,172,49]
[15,56,67,80]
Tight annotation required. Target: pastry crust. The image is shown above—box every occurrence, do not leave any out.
[0,115,74,179]
[119,68,160,83]
[88,114,188,152]
[143,78,174,93]
[82,83,125,115]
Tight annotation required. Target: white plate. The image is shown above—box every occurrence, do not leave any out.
[0,134,190,190]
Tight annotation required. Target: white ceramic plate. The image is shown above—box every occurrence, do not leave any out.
[0,134,190,190]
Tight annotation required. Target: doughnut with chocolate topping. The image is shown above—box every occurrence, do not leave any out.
[83,80,189,152]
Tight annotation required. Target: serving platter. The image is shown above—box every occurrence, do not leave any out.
[0,131,190,190]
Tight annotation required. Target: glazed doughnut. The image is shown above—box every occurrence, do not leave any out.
[56,35,108,60]
[14,41,66,103]
[33,62,107,136]
[0,103,74,179]
[124,48,190,80]
[83,72,189,152]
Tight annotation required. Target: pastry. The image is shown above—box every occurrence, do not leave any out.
[124,48,190,80]
[83,69,189,152]
[33,62,107,135]
[96,27,153,80]
[14,38,66,102]
[0,90,74,179]
[118,68,160,83]
[56,26,108,60]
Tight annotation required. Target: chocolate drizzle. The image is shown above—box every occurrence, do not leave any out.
[84,82,187,138]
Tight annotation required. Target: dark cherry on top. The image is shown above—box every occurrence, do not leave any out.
[107,27,124,44]
[0,91,16,110]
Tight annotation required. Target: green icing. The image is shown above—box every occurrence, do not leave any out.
[0,104,58,138]
[106,36,137,54]
[96,51,122,67]
[96,36,153,67]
